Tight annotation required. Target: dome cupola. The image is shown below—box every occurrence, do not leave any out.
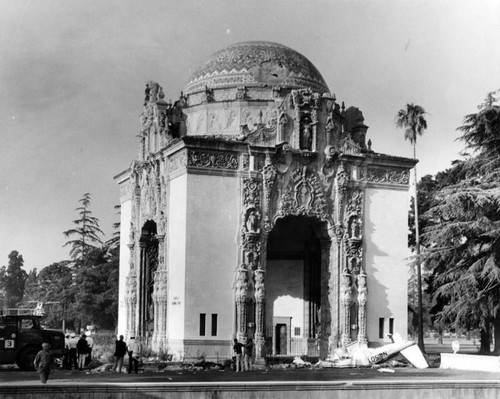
[184,41,329,96]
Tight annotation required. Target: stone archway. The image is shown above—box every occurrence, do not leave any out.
[265,215,330,357]
[138,220,158,338]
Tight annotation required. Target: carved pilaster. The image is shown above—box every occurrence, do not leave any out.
[126,270,137,338]
[254,268,265,358]
[235,267,249,341]
[328,237,341,356]
[334,164,349,223]
[340,272,352,348]
[319,240,331,359]
[357,272,368,344]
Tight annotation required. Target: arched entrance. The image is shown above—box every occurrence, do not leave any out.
[138,220,158,338]
[266,215,329,356]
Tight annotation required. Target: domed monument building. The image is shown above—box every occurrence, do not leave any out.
[115,41,416,361]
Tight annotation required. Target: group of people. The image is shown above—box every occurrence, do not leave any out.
[63,331,94,370]
[33,333,255,383]
[112,334,140,374]
[233,338,254,372]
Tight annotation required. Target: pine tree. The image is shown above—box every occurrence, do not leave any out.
[2,251,28,308]
[63,193,104,263]
[423,90,500,353]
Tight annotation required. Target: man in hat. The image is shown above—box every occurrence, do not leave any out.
[34,342,54,383]
[127,336,140,374]
[68,332,78,370]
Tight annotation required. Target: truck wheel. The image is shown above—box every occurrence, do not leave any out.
[17,347,38,371]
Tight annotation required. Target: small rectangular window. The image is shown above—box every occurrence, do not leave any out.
[379,318,385,339]
[211,314,218,336]
[294,327,301,336]
[199,313,206,336]
[389,318,394,335]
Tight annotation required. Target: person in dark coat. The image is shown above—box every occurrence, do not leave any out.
[34,342,54,384]
[112,335,128,373]
[76,334,89,370]
[233,338,244,372]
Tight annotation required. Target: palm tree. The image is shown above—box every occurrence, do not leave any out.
[396,103,428,352]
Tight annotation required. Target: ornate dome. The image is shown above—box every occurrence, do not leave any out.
[184,41,329,95]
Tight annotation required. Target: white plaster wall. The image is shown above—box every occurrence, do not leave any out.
[364,187,410,342]
[117,199,131,337]
[266,260,304,335]
[184,173,240,341]
[167,174,188,340]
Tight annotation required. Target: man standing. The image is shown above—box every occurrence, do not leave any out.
[233,338,244,372]
[34,342,54,384]
[243,338,254,371]
[127,336,140,374]
[68,332,78,370]
[76,334,89,370]
[112,335,128,373]
[85,331,94,367]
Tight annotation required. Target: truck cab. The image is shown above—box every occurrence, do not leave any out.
[0,309,65,370]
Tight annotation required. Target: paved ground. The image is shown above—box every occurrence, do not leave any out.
[0,338,492,386]
[1,365,500,386]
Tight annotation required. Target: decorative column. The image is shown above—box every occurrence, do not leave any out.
[357,272,368,345]
[235,267,249,341]
[340,271,352,348]
[152,233,167,351]
[126,270,137,338]
[157,271,169,352]
[151,276,160,350]
[254,267,265,359]
[138,242,147,337]
[328,225,342,355]
[319,239,331,359]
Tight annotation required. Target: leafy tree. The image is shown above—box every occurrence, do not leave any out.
[423,90,500,353]
[63,193,104,263]
[72,246,119,330]
[34,261,74,329]
[22,269,39,303]
[1,251,28,308]
[396,103,428,351]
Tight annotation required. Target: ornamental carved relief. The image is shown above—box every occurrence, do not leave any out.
[275,166,329,222]
[188,150,239,170]
[360,167,410,185]
[168,151,187,173]
[241,178,263,271]
[343,187,364,275]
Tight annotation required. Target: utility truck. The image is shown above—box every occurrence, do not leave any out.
[0,308,65,370]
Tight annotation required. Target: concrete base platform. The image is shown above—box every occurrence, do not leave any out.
[2,380,500,399]
[440,353,500,373]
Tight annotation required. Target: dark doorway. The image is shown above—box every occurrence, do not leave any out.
[139,220,158,337]
[276,324,287,355]
[266,216,328,356]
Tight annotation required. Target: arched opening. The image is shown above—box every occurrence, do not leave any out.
[139,220,158,338]
[266,215,328,356]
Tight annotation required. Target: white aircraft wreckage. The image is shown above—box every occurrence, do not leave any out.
[314,333,428,369]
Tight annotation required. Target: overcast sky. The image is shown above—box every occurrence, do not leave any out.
[1,0,499,272]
